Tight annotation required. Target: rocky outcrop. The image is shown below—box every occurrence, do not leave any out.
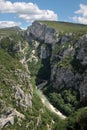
[13,85,32,108]
[26,21,58,45]
[0,108,24,128]
[25,21,87,100]
[0,52,33,128]
[13,69,33,108]
[40,45,51,59]
[51,68,75,89]
[51,33,87,100]
[25,21,59,60]
[0,20,87,129]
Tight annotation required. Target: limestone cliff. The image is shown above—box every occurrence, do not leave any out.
[26,21,58,45]
[0,29,33,128]
[0,21,87,129]
[51,33,87,100]
[25,21,87,101]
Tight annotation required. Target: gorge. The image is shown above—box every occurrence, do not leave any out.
[0,21,87,130]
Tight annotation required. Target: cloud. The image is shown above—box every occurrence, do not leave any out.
[72,16,87,25]
[75,4,87,17]
[0,0,58,22]
[72,4,87,24]
[0,21,21,28]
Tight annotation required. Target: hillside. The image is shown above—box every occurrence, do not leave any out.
[0,26,64,130]
[0,21,87,130]
[39,21,87,33]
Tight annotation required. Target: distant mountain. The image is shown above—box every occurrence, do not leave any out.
[0,26,22,31]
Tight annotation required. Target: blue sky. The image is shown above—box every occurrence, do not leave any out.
[0,0,87,28]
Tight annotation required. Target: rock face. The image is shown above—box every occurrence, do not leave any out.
[0,66,33,128]
[26,21,58,45]
[51,68,75,89]
[40,45,51,59]
[51,33,87,100]
[25,21,87,100]
[0,108,24,128]
[0,21,87,128]
[25,21,59,61]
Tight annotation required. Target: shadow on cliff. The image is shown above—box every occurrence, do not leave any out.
[35,42,52,85]
[35,57,51,85]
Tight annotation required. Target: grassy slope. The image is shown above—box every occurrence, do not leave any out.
[39,21,87,33]
[0,50,62,129]
[0,27,62,130]
[0,49,26,116]
[0,27,24,45]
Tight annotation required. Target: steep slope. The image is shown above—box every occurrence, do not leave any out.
[25,21,87,116]
[0,26,64,130]
[0,21,87,130]
[0,28,33,128]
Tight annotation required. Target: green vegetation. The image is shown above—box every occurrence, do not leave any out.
[43,86,79,116]
[0,37,17,57]
[36,58,51,83]
[58,54,73,68]
[0,49,25,71]
[66,107,87,130]
[1,74,62,130]
[53,41,74,54]
[0,49,26,110]
[71,56,87,74]
[0,27,22,38]
[0,28,25,59]
[53,107,87,130]
[27,59,42,76]
[26,42,51,82]
[39,21,87,33]
[0,33,62,129]
[0,22,87,130]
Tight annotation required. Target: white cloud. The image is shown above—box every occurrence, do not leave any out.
[75,4,87,17]
[72,16,87,24]
[0,0,58,22]
[0,21,21,28]
[72,4,87,24]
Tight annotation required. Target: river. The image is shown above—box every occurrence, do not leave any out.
[36,88,66,119]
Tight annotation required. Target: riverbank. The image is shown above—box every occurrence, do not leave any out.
[36,88,66,119]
